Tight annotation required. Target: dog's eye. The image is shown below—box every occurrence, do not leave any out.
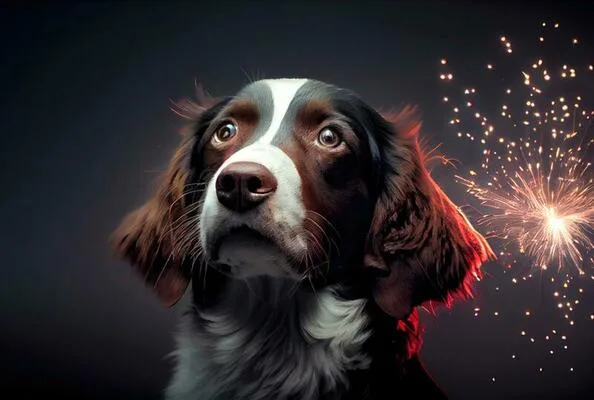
[213,122,238,144]
[317,128,341,148]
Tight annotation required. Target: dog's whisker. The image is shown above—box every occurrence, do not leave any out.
[303,227,327,262]
[152,251,175,290]
[304,228,332,276]
[302,230,326,279]
[305,216,334,254]
[306,210,341,241]
[305,214,341,258]
[305,212,342,256]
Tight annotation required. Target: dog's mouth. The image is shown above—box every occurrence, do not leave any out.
[207,224,303,279]
[209,225,280,262]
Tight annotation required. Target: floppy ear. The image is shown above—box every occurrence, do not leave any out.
[365,106,495,319]
[110,88,216,307]
[111,137,196,307]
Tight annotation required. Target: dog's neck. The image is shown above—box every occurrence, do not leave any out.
[200,276,317,318]
[168,271,373,400]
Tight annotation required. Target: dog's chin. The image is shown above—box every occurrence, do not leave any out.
[208,227,300,280]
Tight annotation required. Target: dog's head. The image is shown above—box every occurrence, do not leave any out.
[111,78,494,318]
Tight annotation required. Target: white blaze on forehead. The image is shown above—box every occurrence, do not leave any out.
[258,78,308,144]
[198,79,310,265]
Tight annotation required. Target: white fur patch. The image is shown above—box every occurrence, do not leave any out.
[165,283,371,400]
[258,78,308,144]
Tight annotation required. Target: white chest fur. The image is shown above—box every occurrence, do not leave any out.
[165,280,371,400]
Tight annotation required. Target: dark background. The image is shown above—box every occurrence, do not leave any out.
[1,1,593,399]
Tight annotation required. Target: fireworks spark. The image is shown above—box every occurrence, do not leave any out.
[438,21,594,380]
[457,128,594,273]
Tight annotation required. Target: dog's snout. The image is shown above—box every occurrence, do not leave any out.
[215,161,278,212]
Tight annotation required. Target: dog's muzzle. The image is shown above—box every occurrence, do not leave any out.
[198,144,308,278]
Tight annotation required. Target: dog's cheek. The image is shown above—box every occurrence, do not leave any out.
[321,152,361,189]
[322,155,371,223]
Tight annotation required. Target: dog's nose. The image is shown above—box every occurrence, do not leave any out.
[215,161,278,212]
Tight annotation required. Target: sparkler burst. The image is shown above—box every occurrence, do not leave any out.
[456,122,594,273]
[438,21,594,381]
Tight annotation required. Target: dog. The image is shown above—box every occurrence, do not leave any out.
[112,78,494,399]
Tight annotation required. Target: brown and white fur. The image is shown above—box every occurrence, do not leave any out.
[111,78,494,399]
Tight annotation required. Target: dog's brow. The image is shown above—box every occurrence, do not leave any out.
[296,99,334,125]
[222,99,259,121]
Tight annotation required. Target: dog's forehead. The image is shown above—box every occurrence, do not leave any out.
[237,78,339,105]
[233,78,345,145]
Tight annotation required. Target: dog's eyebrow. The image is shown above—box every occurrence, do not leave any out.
[296,99,334,125]
[295,100,358,140]
[220,98,260,121]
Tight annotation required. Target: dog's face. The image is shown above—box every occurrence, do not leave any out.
[112,78,494,318]
[198,79,380,282]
